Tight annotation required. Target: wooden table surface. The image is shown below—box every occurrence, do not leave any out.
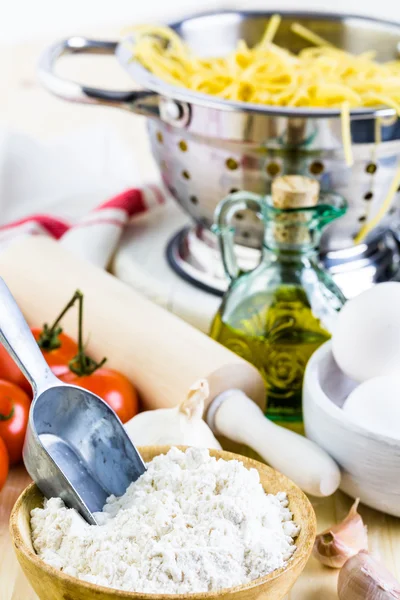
[2,465,400,600]
[1,30,400,600]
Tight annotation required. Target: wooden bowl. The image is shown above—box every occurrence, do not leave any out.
[303,341,400,517]
[10,446,316,600]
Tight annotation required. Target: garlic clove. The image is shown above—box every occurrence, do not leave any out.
[313,532,356,569]
[338,550,400,600]
[313,499,368,568]
[179,379,209,420]
[124,379,221,449]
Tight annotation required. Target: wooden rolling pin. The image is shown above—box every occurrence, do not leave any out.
[0,237,265,410]
[0,237,340,496]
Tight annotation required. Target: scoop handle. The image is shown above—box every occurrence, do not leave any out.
[0,278,57,393]
[210,390,341,497]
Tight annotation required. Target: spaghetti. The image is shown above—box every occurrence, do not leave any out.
[129,18,400,113]
[128,17,400,242]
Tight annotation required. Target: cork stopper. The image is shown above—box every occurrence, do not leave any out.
[271,176,320,245]
[272,176,320,209]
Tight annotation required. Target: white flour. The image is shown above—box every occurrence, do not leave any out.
[31,447,299,594]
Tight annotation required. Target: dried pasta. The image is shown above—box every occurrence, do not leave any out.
[129,17,400,113]
[127,17,400,242]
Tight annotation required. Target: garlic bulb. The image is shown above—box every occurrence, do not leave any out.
[313,499,368,568]
[338,551,400,599]
[124,379,222,449]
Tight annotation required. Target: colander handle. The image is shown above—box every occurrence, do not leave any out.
[213,192,265,280]
[38,37,160,116]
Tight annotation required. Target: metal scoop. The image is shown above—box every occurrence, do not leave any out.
[0,278,146,524]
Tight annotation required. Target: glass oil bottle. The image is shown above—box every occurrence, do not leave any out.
[210,176,347,432]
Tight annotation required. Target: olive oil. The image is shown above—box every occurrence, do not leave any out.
[210,285,330,428]
[211,177,347,433]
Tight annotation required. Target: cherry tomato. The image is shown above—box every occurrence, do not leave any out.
[60,368,139,423]
[31,328,78,376]
[58,290,139,424]
[0,436,9,492]
[0,330,78,393]
[0,346,31,394]
[0,380,31,464]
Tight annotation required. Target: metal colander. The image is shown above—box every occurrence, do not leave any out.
[39,10,400,254]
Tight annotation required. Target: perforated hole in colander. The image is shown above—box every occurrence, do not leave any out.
[265,161,281,177]
[366,162,378,174]
[364,192,373,200]
[226,158,239,170]
[178,140,188,152]
[156,132,163,143]
[189,195,198,205]
[309,161,325,175]
[182,170,191,180]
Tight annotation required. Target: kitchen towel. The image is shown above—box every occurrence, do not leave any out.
[0,186,166,268]
[0,126,166,268]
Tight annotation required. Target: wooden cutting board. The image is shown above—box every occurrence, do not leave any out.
[2,466,400,600]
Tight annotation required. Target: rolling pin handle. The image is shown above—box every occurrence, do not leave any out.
[208,389,341,497]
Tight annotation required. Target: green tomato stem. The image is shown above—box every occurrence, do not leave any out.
[68,292,107,377]
[37,290,82,351]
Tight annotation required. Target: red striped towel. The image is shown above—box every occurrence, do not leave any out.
[0,185,166,268]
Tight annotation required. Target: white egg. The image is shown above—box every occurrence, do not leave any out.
[343,375,400,439]
[332,282,400,382]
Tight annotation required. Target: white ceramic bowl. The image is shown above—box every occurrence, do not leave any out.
[303,341,400,516]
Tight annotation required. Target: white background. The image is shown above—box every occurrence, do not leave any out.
[1,0,400,44]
